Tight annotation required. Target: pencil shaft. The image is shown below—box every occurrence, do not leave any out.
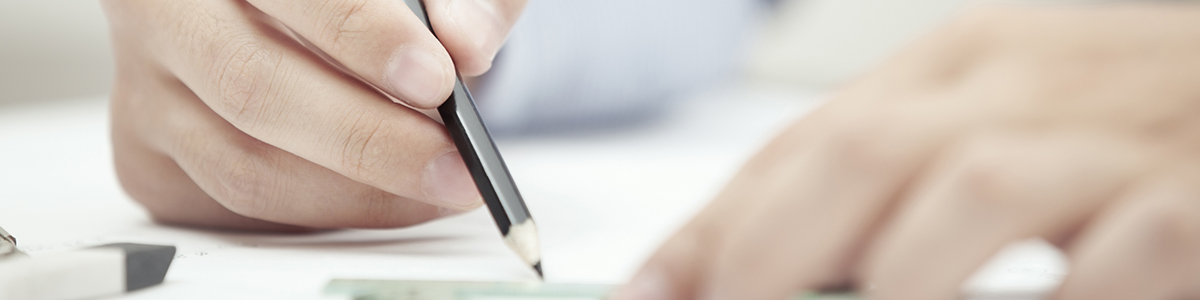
[400,0,532,228]
[436,80,533,234]
[403,0,541,278]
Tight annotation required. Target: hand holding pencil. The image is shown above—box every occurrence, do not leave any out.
[102,0,527,230]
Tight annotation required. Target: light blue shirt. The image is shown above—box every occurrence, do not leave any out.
[474,0,770,134]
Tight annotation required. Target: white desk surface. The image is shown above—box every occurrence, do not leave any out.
[0,86,1064,299]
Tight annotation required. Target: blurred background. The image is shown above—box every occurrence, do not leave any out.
[0,0,1127,297]
[0,0,1107,111]
[0,1,112,106]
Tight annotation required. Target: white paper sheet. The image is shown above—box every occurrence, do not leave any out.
[0,87,1065,299]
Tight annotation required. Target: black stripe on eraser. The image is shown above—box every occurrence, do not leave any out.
[93,243,176,291]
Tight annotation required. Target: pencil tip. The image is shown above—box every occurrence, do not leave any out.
[533,261,543,279]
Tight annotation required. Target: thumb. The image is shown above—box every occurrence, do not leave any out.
[426,0,528,76]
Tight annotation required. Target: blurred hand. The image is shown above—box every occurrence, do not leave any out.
[102,0,526,230]
[615,4,1200,300]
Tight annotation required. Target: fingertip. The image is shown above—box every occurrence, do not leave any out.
[457,58,493,77]
[445,0,505,56]
[386,47,456,109]
[438,206,469,217]
[421,151,483,209]
[428,0,511,77]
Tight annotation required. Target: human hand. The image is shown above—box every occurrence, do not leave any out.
[615,4,1200,300]
[102,0,526,230]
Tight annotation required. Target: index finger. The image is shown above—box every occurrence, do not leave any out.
[248,0,454,108]
[248,0,526,108]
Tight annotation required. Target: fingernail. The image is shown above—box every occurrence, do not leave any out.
[611,268,674,300]
[423,151,481,208]
[388,47,450,107]
[448,0,506,58]
[439,206,466,217]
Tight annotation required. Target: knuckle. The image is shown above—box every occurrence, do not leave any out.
[937,6,1027,52]
[822,111,910,173]
[359,190,396,226]
[336,117,392,184]
[1133,191,1200,249]
[825,132,893,172]
[318,0,379,54]
[942,137,1031,207]
[954,6,1021,35]
[210,152,279,219]
[884,7,1033,86]
[113,153,161,211]
[210,36,285,127]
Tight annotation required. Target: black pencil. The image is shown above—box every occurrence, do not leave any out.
[403,0,543,279]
